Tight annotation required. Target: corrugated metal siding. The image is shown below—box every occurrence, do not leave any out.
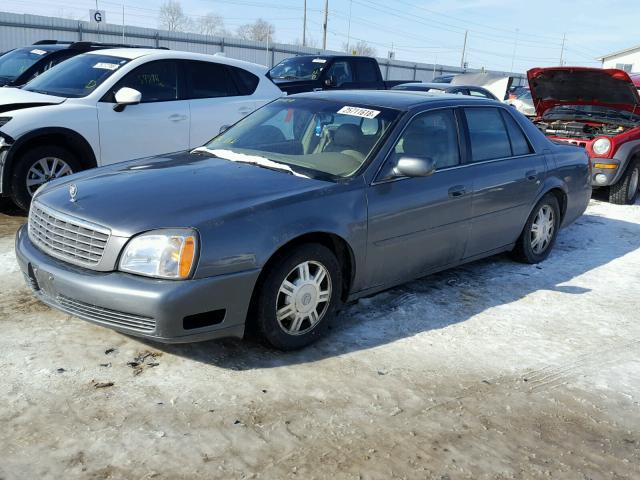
[0,11,525,82]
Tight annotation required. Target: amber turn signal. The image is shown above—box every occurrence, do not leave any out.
[593,163,618,169]
[179,236,196,278]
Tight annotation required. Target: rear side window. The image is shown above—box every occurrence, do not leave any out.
[184,61,238,99]
[114,60,179,102]
[355,59,378,83]
[501,110,533,156]
[228,65,259,95]
[464,107,511,162]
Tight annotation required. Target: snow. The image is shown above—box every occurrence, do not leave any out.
[0,198,639,478]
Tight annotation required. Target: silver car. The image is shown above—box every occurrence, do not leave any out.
[15,91,591,350]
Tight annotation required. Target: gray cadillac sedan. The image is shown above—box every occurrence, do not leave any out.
[15,91,591,350]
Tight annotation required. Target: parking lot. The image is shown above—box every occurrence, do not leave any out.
[0,194,638,479]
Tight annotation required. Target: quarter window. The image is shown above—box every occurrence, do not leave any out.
[229,65,259,95]
[501,110,533,156]
[114,60,179,102]
[185,61,238,99]
[464,107,511,162]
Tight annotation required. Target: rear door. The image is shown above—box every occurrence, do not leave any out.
[184,60,262,147]
[365,108,474,287]
[97,59,190,165]
[462,106,546,258]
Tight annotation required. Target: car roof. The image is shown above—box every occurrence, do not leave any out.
[18,44,69,52]
[85,48,268,73]
[291,89,495,110]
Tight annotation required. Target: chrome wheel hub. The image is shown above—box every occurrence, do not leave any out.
[628,167,639,201]
[530,205,555,254]
[276,260,332,335]
[26,157,73,196]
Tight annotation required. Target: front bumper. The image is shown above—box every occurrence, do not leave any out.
[590,159,622,187]
[15,225,260,343]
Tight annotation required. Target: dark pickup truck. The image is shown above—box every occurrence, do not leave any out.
[268,55,412,94]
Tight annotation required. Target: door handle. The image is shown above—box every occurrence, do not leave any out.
[526,170,538,181]
[448,185,467,197]
[168,114,187,122]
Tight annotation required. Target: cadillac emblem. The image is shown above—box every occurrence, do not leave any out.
[69,184,78,203]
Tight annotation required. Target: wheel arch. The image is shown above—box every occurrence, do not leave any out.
[2,127,97,193]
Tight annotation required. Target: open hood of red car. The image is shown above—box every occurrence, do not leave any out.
[527,67,640,116]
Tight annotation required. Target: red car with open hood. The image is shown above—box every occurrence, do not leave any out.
[528,67,640,204]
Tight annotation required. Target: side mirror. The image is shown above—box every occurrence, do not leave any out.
[392,156,436,178]
[324,75,336,87]
[113,87,141,112]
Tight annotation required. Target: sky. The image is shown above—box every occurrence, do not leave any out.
[2,0,639,72]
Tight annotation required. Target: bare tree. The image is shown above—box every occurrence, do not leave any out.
[342,40,377,57]
[293,36,319,48]
[158,0,193,32]
[237,18,275,42]
[197,12,225,37]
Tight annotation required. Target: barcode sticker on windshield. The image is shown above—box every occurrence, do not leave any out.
[312,58,327,63]
[93,62,120,70]
[30,49,47,55]
[338,106,380,119]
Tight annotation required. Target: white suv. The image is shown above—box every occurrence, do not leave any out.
[0,48,283,209]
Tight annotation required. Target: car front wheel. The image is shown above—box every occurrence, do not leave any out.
[513,193,561,264]
[10,145,80,211]
[254,244,342,350]
[609,158,639,205]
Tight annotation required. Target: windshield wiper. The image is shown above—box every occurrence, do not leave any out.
[191,147,309,178]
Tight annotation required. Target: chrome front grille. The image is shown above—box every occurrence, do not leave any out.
[56,294,156,332]
[28,203,111,266]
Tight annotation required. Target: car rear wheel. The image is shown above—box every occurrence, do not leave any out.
[513,193,561,264]
[609,158,639,205]
[10,145,81,211]
[254,244,342,350]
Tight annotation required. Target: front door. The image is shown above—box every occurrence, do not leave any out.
[365,108,474,287]
[97,60,190,165]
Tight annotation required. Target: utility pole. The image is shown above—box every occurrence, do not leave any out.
[302,0,307,47]
[122,4,125,42]
[346,0,353,54]
[559,33,566,66]
[460,30,468,69]
[510,28,519,72]
[322,0,328,51]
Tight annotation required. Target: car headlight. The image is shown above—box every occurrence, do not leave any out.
[0,117,11,128]
[119,229,198,279]
[592,137,611,155]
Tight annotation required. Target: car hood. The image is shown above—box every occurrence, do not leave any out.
[34,152,332,238]
[0,87,66,114]
[450,72,512,100]
[527,67,640,116]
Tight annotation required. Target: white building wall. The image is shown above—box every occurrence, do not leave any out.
[601,49,640,73]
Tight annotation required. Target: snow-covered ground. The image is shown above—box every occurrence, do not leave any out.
[0,197,639,479]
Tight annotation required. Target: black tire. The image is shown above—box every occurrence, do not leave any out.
[254,244,342,350]
[512,193,561,264]
[608,158,639,205]
[10,145,81,211]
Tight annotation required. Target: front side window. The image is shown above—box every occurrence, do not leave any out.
[112,60,179,103]
[326,61,353,86]
[185,61,237,99]
[24,53,129,98]
[464,107,512,162]
[202,98,400,178]
[390,109,460,171]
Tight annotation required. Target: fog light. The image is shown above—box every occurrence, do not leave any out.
[594,173,608,184]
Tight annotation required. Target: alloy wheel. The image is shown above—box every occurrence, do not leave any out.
[530,205,555,254]
[275,260,332,335]
[26,157,73,196]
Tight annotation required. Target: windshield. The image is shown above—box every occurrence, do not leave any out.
[23,54,129,98]
[543,105,640,124]
[269,57,327,80]
[0,47,50,80]
[202,98,400,178]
